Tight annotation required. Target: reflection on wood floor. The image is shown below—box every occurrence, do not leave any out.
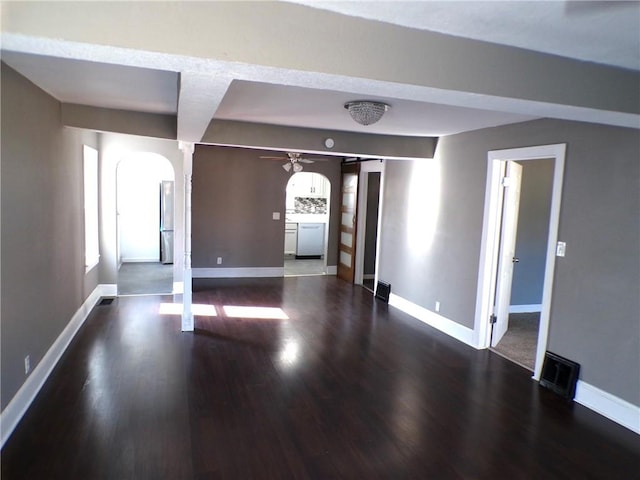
[2,277,637,479]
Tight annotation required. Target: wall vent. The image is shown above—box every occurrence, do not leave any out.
[98,297,115,306]
[540,351,580,400]
[375,281,391,303]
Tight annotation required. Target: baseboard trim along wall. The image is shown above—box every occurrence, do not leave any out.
[326,265,337,275]
[509,304,543,313]
[390,294,639,434]
[575,380,640,434]
[121,258,160,263]
[193,267,284,278]
[389,293,476,348]
[0,283,114,448]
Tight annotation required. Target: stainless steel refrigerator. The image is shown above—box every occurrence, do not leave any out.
[160,180,174,264]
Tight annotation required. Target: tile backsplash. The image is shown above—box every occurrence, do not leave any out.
[294,197,327,214]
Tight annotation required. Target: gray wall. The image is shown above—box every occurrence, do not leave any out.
[378,118,639,405]
[510,159,554,306]
[1,64,99,409]
[192,145,341,269]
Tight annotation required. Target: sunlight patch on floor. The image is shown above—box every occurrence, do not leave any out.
[223,305,289,320]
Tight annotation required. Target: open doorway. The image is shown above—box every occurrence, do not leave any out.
[116,153,175,295]
[491,159,555,370]
[284,172,331,277]
[354,160,385,293]
[475,144,566,379]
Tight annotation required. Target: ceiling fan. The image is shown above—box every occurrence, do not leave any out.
[259,152,326,172]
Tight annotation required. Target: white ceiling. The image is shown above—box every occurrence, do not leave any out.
[1,51,179,114]
[1,1,638,143]
[215,80,536,136]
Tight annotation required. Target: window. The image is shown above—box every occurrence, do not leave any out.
[83,145,99,271]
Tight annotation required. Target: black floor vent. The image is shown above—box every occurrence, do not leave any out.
[375,281,391,303]
[98,297,115,306]
[540,351,580,400]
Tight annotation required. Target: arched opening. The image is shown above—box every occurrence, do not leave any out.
[116,152,175,295]
[284,172,331,276]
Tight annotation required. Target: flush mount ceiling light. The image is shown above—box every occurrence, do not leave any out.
[344,100,390,126]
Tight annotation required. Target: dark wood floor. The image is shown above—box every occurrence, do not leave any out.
[2,277,638,479]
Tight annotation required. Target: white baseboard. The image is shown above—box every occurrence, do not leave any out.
[1,283,112,448]
[326,265,337,275]
[121,258,159,263]
[575,380,640,434]
[509,304,542,313]
[193,267,285,278]
[389,293,476,348]
[101,283,117,297]
[173,281,184,294]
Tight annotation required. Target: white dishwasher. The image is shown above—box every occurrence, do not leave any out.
[296,223,325,258]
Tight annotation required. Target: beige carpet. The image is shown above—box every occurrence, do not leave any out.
[492,312,540,371]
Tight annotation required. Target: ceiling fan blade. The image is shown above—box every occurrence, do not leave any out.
[299,159,315,164]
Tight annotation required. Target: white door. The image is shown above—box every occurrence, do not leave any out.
[491,161,523,346]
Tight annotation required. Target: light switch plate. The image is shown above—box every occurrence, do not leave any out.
[272,212,280,220]
[556,241,566,257]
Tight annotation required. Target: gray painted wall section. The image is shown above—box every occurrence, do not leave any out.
[1,64,99,409]
[378,118,639,405]
[62,104,176,140]
[203,120,438,160]
[192,145,341,269]
[510,159,554,306]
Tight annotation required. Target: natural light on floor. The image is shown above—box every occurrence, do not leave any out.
[223,306,289,320]
[159,303,218,316]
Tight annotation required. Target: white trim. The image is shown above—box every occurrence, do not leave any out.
[389,293,476,348]
[1,284,112,448]
[575,381,640,434]
[509,304,542,313]
[101,283,117,297]
[120,257,159,263]
[473,143,566,382]
[326,265,337,275]
[193,267,285,278]
[173,281,184,294]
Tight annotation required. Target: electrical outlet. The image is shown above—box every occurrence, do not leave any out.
[24,355,30,375]
[435,301,441,313]
[217,257,223,265]
[556,241,566,257]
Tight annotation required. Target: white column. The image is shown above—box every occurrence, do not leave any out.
[179,141,195,332]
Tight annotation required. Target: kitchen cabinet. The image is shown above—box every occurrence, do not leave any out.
[284,223,297,255]
[291,172,327,197]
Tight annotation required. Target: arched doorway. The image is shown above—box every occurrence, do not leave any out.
[284,172,331,276]
[116,153,175,295]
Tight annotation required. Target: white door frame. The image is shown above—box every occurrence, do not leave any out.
[354,160,385,287]
[473,144,566,380]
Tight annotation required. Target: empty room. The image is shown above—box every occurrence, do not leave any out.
[1,2,639,478]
